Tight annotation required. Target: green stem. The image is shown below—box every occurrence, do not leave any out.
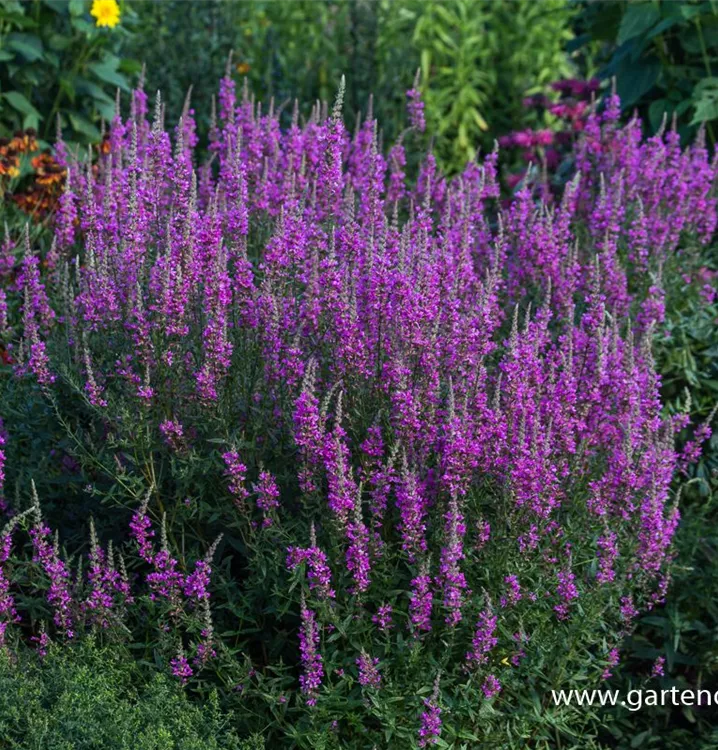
[695,17,713,78]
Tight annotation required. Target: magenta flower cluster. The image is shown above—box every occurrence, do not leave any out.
[0,69,714,743]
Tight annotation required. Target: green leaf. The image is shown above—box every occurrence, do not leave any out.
[47,32,72,52]
[74,76,115,105]
[631,731,651,748]
[5,32,44,61]
[59,76,77,104]
[88,59,129,91]
[646,16,684,40]
[0,12,37,31]
[118,58,143,76]
[690,77,718,124]
[2,91,42,119]
[648,98,668,131]
[23,112,39,131]
[680,3,704,20]
[616,56,660,107]
[43,0,70,12]
[97,101,116,122]
[68,111,101,140]
[617,2,660,46]
[70,16,94,33]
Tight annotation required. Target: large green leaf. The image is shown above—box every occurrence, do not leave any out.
[646,16,684,40]
[2,91,42,119]
[42,0,70,13]
[67,111,101,140]
[617,2,660,46]
[649,97,693,131]
[5,32,44,62]
[690,77,718,124]
[73,76,115,106]
[89,59,129,91]
[616,55,661,108]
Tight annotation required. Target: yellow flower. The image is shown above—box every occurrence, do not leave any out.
[91,0,120,28]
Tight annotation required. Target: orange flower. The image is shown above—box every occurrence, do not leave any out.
[8,129,38,154]
[31,153,66,187]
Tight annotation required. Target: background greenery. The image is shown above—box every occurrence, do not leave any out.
[121,0,576,170]
[2,0,576,170]
[0,0,140,144]
[572,0,718,145]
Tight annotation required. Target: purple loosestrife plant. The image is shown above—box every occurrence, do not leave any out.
[406,70,426,133]
[171,642,193,686]
[418,674,443,747]
[466,607,499,667]
[286,524,336,601]
[409,559,434,635]
[356,651,381,689]
[0,508,34,646]
[0,72,714,747]
[29,486,74,639]
[298,597,323,706]
[252,470,280,527]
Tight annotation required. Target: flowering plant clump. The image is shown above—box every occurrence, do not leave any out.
[500,77,601,191]
[1,129,67,220]
[0,70,715,747]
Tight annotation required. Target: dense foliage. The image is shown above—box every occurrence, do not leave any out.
[572,0,718,145]
[0,0,139,145]
[0,638,258,749]
[126,0,575,172]
[0,70,715,747]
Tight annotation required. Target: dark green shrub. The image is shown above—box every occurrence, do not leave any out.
[0,638,260,749]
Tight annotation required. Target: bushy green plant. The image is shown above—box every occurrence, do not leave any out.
[0,0,139,145]
[0,69,714,748]
[0,638,258,749]
[397,0,575,168]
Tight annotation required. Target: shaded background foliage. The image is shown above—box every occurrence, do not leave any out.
[0,0,140,144]
[123,0,575,168]
[572,0,718,145]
